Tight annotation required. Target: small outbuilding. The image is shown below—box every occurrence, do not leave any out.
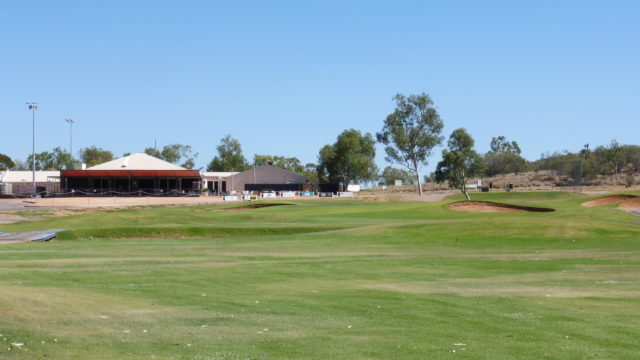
[225,165,306,192]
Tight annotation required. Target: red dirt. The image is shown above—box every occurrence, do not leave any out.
[618,198,640,208]
[447,201,554,213]
[581,195,637,207]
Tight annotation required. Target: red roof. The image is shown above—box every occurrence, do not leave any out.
[61,170,201,177]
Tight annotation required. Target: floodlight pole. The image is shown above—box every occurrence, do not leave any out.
[65,119,75,162]
[26,103,38,187]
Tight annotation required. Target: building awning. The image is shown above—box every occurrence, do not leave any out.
[61,170,201,177]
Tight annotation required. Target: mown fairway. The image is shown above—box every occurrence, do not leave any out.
[1,192,639,359]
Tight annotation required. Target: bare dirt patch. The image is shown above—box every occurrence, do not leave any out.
[582,195,638,207]
[447,201,554,213]
[0,213,30,224]
[224,203,292,211]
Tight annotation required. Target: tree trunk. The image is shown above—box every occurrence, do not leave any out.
[416,171,423,196]
[462,181,470,200]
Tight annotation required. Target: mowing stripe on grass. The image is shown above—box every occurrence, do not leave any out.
[56,225,347,240]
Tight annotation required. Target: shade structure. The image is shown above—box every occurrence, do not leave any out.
[60,169,202,196]
[62,170,200,178]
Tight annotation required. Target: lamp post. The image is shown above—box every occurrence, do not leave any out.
[65,119,75,163]
[26,102,38,187]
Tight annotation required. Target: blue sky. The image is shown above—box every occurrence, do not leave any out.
[1,1,638,173]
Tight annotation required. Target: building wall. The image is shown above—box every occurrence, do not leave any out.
[227,165,305,192]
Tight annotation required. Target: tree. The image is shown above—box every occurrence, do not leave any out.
[145,144,197,169]
[435,128,485,200]
[379,166,415,185]
[302,163,319,185]
[253,154,304,174]
[26,147,73,170]
[0,153,15,171]
[317,129,378,186]
[624,145,640,171]
[12,159,28,170]
[162,144,197,168]
[490,136,521,154]
[78,146,113,167]
[376,93,444,196]
[207,135,249,172]
[144,147,162,158]
[484,136,529,176]
[607,139,624,183]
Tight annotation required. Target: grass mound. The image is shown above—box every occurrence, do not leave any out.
[447,201,555,213]
[57,225,341,240]
[581,195,638,207]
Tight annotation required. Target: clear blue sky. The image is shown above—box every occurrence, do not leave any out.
[1,1,639,173]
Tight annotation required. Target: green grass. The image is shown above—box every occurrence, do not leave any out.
[0,193,639,359]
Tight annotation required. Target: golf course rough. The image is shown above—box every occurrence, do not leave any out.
[0,192,639,359]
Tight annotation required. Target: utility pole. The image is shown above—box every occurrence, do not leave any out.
[65,119,75,164]
[26,103,38,187]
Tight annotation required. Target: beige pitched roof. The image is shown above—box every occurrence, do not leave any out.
[87,153,185,170]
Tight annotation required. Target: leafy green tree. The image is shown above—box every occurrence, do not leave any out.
[484,136,529,176]
[253,154,304,173]
[380,166,414,185]
[435,128,485,200]
[145,144,197,169]
[376,93,444,195]
[144,147,162,158]
[317,129,378,186]
[207,135,249,172]
[0,153,15,171]
[624,145,640,171]
[79,146,114,167]
[489,136,521,154]
[26,147,73,170]
[162,144,197,168]
[302,163,319,185]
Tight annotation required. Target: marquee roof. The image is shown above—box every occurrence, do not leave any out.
[87,153,186,170]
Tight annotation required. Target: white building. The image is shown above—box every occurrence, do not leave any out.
[0,171,60,195]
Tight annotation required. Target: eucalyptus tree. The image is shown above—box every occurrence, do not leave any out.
[317,129,378,187]
[207,135,249,172]
[377,93,444,195]
[435,128,485,200]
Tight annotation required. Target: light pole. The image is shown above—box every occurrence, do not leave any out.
[26,102,38,187]
[65,119,75,163]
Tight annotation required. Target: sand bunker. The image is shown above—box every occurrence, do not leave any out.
[581,195,638,207]
[447,201,554,213]
[618,197,640,209]
[224,203,292,211]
